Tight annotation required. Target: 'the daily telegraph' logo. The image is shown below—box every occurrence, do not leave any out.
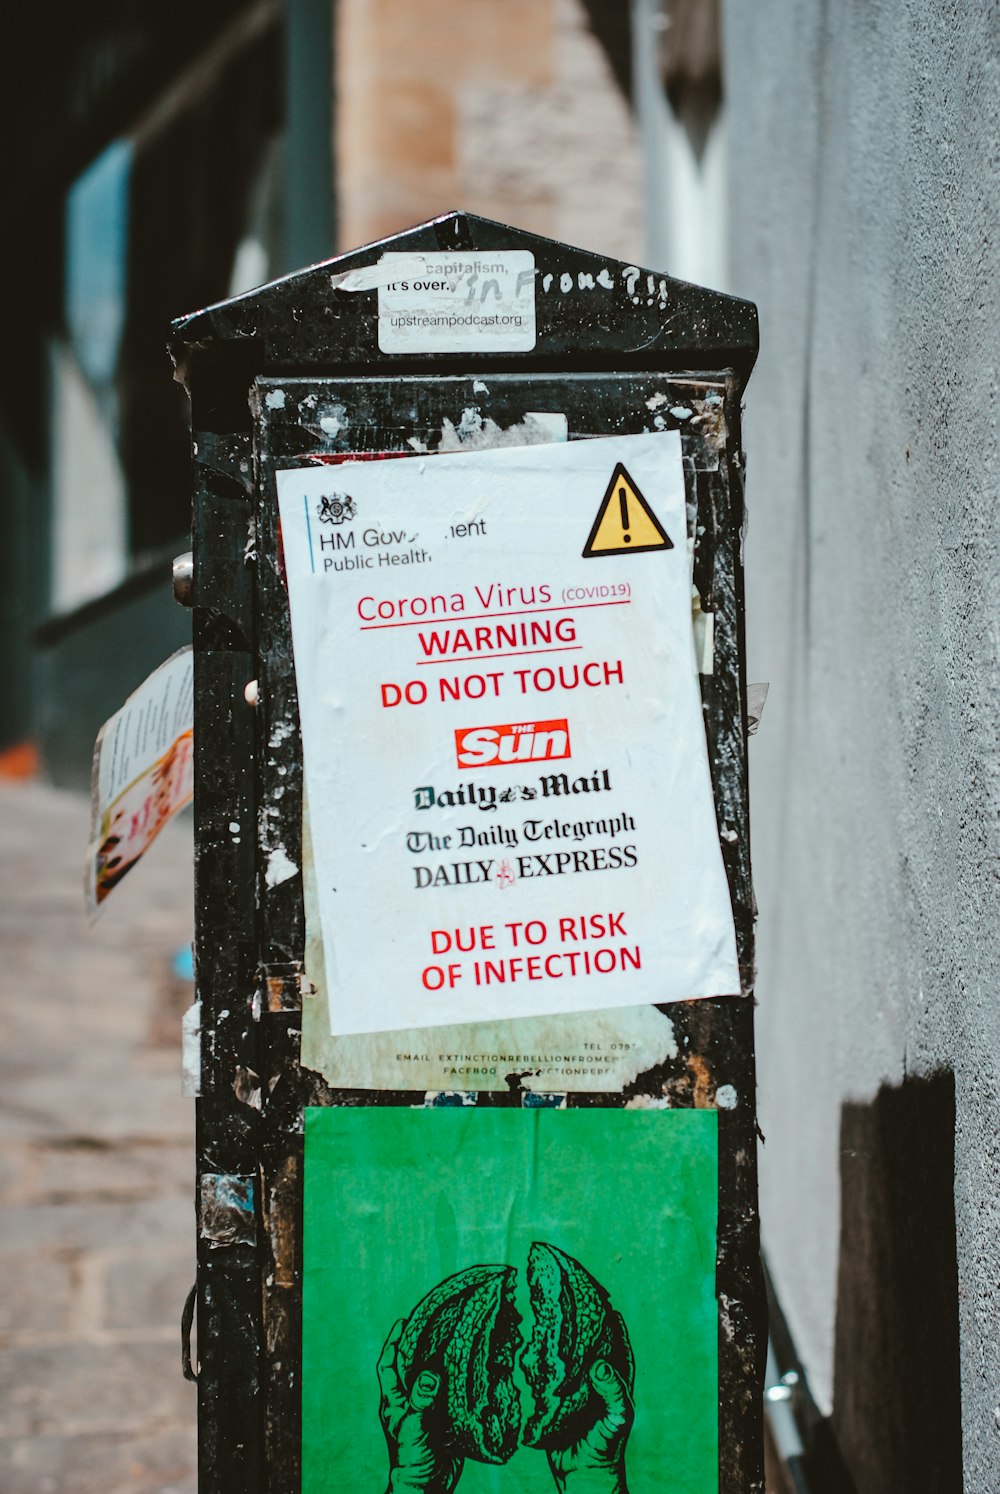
[455,719,571,771]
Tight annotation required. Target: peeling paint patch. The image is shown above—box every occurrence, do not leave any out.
[268,719,294,750]
[263,1155,299,1292]
[660,1052,718,1109]
[264,389,286,409]
[437,411,568,451]
[716,1084,738,1110]
[692,589,715,675]
[422,1090,478,1107]
[688,1054,716,1108]
[265,967,308,1013]
[689,392,727,453]
[233,1065,262,1109]
[265,846,298,888]
[199,1174,255,1248]
[181,1000,201,1097]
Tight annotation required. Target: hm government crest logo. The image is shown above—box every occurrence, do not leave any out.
[316,491,356,525]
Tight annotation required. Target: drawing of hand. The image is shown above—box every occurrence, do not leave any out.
[378,1319,464,1494]
[547,1360,633,1494]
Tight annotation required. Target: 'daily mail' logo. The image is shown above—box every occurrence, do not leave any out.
[455,719,571,771]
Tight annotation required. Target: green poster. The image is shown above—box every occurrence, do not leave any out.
[302,1107,718,1494]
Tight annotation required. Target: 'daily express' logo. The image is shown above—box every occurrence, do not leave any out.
[455,719,571,771]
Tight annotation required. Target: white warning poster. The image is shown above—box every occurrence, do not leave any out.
[276,431,739,1037]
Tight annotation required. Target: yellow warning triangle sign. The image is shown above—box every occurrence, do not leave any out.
[582,463,674,557]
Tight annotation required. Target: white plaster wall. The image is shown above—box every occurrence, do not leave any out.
[631,0,728,290]
[50,343,128,614]
[723,0,999,1475]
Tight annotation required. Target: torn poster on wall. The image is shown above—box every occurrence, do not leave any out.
[299,799,683,1092]
[276,431,739,1037]
[301,1106,719,1494]
[85,646,193,915]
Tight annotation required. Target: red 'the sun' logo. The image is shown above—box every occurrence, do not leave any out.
[454,719,571,771]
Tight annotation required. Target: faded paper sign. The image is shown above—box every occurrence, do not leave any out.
[276,431,739,1037]
[86,647,193,914]
[302,1106,719,1494]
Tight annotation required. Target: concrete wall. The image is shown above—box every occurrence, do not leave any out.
[724,2,998,1486]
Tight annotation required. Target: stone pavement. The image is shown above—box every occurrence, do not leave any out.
[0,779,198,1494]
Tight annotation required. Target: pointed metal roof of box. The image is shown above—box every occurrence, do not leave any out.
[170,210,757,387]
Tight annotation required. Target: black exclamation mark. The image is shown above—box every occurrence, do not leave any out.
[619,486,631,544]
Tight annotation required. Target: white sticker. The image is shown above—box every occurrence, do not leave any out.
[276,431,739,1037]
[377,251,536,353]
